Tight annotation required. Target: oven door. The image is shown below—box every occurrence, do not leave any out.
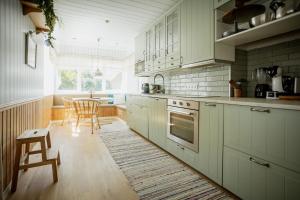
[167,106,199,152]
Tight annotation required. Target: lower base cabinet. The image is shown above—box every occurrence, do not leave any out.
[148,98,167,149]
[196,102,223,185]
[223,146,300,200]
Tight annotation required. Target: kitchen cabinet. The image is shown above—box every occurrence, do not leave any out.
[134,32,146,76]
[145,28,155,73]
[148,97,167,149]
[153,17,166,72]
[134,32,146,64]
[223,146,300,200]
[224,104,300,173]
[180,0,234,67]
[126,95,149,139]
[165,5,181,69]
[196,102,223,185]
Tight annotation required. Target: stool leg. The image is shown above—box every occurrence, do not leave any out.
[51,160,58,183]
[46,131,51,148]
[24,143,30,172]
[91,116,94,134]
[96,116,101,129]
[11,143,22,192]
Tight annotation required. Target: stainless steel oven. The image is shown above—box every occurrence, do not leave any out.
[167,99,199,152]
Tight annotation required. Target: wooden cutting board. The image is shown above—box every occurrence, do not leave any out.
[279,96,300,100]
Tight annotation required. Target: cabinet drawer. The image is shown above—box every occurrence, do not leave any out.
[223,147,300,200]
[165,59,180,69]
[224,104,300,173]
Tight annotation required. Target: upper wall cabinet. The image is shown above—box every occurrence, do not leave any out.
[145,28,155,73]
[165,6,181,69]
[134,32,146,64]
[134,33,146,75]
[153,17,166,72]
[180,0,235,68]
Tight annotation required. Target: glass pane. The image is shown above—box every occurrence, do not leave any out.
[170,113,194,143]
[81,71,102,91]
[105,72,122,90]
[173,20,178,43]
[57,70,77,90]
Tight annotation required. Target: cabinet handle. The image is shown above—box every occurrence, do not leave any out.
[155,98,159,100]
[250,107,270,113]
[170,57,174,60]
[171,63,174,66]
[249,157,270,168]
[180,56,183,65]
[205,103,216,107]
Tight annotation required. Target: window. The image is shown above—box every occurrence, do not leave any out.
[57,70,77,90]
[55,68,124,93]
[81,71,102,91]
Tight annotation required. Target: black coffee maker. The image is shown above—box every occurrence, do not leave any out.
[141,83,149,94]
[254,67,269,98]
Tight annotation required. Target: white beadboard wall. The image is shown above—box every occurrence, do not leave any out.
[0,0,44,107]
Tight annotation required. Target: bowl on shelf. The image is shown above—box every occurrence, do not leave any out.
[249,13,266,27]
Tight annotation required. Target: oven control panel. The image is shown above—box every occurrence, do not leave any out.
[167,99,199,110]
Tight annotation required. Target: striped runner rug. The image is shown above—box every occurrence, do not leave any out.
[100,130,234,200]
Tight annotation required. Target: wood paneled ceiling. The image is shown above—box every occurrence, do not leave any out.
[54,0,180,59]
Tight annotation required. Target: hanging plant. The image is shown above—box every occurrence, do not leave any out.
[33,0,58,48]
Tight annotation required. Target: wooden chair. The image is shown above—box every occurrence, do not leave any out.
[61,97,74,125]
[11,129,61,192]
[73,98,101,134]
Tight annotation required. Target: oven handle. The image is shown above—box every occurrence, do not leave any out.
[167,109,194,116]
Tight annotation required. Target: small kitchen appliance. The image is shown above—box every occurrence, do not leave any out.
[141,83,149,94]
[254,67,269,98]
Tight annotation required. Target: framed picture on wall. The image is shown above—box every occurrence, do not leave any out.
[25,33,37,69]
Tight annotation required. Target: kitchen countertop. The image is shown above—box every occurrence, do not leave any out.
[128,93,300,111]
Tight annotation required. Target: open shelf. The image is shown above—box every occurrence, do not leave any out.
[216,11,300,46]
[20,0,50,32]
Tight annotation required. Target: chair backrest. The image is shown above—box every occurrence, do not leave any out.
[73,98,101,116]
[62,97,73,109]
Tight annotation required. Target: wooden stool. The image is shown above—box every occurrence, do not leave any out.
[11,129,61,193]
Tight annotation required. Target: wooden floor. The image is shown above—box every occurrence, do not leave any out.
[6,117,139,200]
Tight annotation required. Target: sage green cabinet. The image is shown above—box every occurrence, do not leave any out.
[145,28,154,73]
[223,146,300,200]
[148,98,167,149]
[153,17,166,72]
[134,32,146,64]
[126,95,149,139]
[224,104,300,173]
[165,5,181,69]
[196,102,223,185]
[180,0,214,66]
[180,0,234,67]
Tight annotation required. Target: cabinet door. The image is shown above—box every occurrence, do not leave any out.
[197,102,223,184]
[224,104,300,173]
[166,139,184,160]
[153,17,166,71]
[166,6,180,65]
[180,0,214,66]
[223,147,300,200]
[214,0,231,9]
[134,32,146,64]
[145,28,154,72]
[148,98,167,149]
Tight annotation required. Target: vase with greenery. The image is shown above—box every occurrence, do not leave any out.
[33,0,58,48]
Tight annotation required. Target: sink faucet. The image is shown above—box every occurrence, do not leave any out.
[154,73,165,94]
